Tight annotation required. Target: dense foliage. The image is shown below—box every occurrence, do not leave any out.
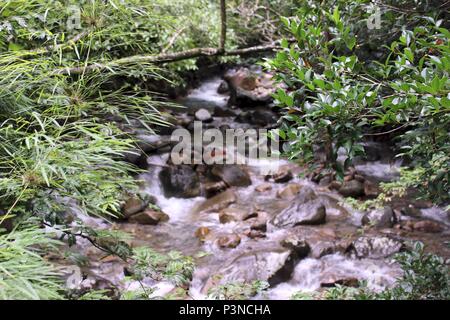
[0,0,298,300]
[266,0,449,202]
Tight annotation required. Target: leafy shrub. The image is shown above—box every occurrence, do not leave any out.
[207,280,269,300]
[265,0,449,201]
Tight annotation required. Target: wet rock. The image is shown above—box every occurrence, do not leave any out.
[311,241,338,258]
[351,236,403,259]
[159,165,200,198]
[217,234,241,248]
[412,220,443,233]
[272,168,293,183]
[311,240,351,258]
[361,207,396,228]
[195,227,211,241]
[211,165,251,187]
[280,236,311,258]
[236,109,277,127]
[249,211,269,231]
[272,197,326,227]
[196,189,237,213]
[276,183,302,199]
[274,202,326,227]
[338,180,365,198]
[255,183,272,193]
[121,196,146,218]
[195,108,213,122]
[225,68,281,107]
[217,80,229,94]
[136,135,174,154]
[363,180,381,198]
[219,207,252,223]
[128,209,169,225]
[244,229,266,239]
[362,142,388,161]
[321,276,360,288]
[208,248,296,287]
[204,181,228,198]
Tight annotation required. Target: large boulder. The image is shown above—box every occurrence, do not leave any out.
[272,189,326,227]
[204,248,297,289]
[210,165,251,187]
[159,165,200,198]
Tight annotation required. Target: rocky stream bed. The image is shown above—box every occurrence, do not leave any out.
[62,66,450,299]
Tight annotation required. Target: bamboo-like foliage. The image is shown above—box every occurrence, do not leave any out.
[0,226,63,300]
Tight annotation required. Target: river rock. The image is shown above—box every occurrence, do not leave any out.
[159,165,200,198]
[211,165,251,187]
[121,196,146,218]
[311,240,352,258]
[361,207,396,228]
[280,235,311,258]
[321,276,360,288]
[217,234,241,248]
[204,181,228,198]
[412,220,443,233]
[128,209,169,225]
[276,183,302,199]
[351,236,403,259]
[206,248,296,288]
[219,207,252,223]
[249,211,269,231]
[272,168,293,183]
[225,67,280,107]
[217,80,229,94]
[195,227,211,241]
[195,108,213,122]
[363,180,381,198]
[338,180,365,198]
[255,183,272,192]
[272,198,326,227]
[196,189,237,213]
[244,229,266,239]
[235,108,277,127]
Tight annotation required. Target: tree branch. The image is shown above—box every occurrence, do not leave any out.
[55,42,285,75]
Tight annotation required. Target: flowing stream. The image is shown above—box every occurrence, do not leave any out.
[74,73,450,299]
